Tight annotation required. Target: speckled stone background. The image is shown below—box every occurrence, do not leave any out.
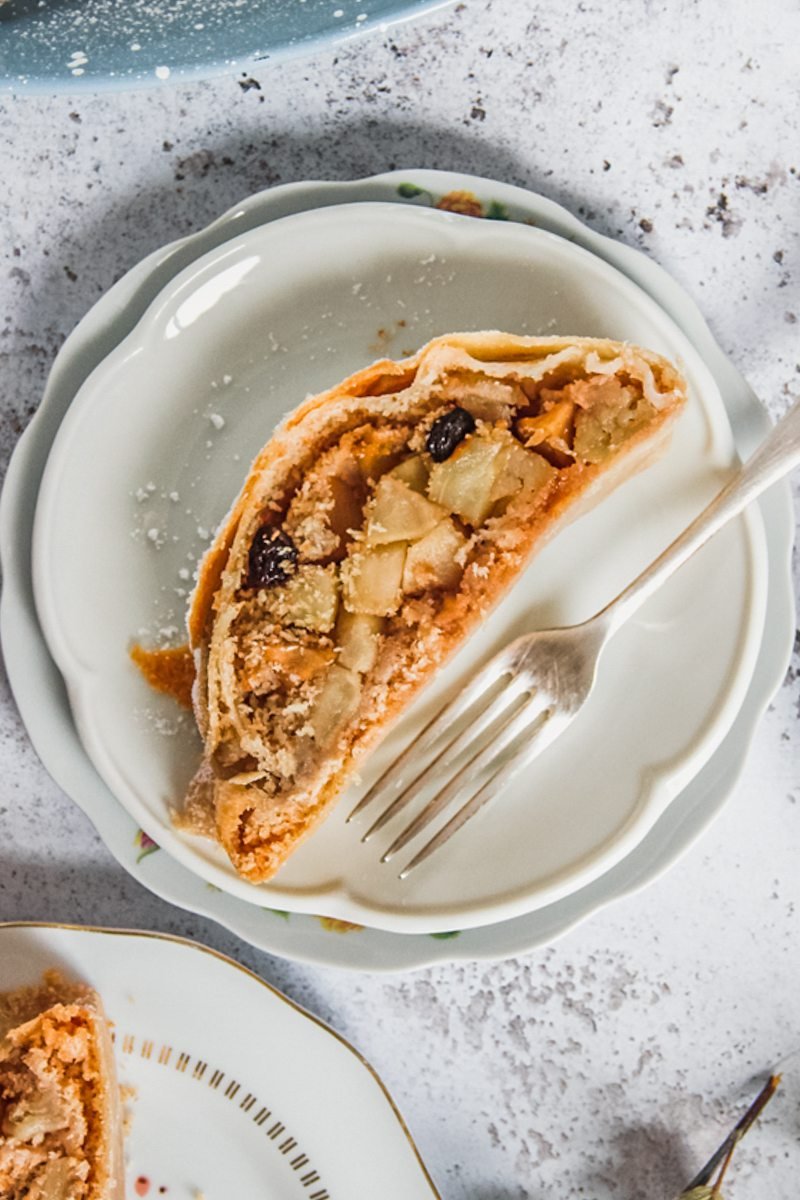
[1,1,799,1196]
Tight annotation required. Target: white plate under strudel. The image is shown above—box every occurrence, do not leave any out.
[32,199,767,933]
[1,170,793,966]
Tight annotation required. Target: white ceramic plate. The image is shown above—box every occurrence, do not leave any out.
[32,199,767,934]
[0,922,439,1197]
[1,170,793,967]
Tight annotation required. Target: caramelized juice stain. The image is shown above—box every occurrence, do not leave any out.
[130,644,195,709]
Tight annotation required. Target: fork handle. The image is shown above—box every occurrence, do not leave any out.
[598,394,800,636]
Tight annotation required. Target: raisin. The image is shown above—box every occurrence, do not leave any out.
[247,527,298,588]
[425,406,476,461]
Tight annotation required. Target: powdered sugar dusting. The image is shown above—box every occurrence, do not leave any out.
[4,0,383,92]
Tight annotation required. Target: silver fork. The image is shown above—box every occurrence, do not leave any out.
[348,394,800,877]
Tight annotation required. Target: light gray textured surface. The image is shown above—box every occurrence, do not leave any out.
[1,1,799,1196]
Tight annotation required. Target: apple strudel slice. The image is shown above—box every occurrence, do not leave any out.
[185,332,687,882]
[0,974,125,1200]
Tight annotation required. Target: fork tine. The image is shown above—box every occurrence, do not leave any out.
[382,690,551,862]
[398,708,574,878]
[346,655,513,825]
[360,674,531,843]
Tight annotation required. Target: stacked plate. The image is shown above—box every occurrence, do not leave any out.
[1,170,794,970]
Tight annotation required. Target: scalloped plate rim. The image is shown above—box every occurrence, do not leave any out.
[30,199,767,932]
[0,169,794,969]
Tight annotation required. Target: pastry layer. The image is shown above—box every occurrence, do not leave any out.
[185,332,687,882]
[0,974,124,1200]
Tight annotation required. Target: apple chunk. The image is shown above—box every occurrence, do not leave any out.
[573,391,655,463]
[311,664,362,744]
[402,519,468,594]
[365,476,446,546]
[264,565,339,632]
[341,543,407,616]
[426,434,505,525]
[517,400,575,448]
[388,454,430,494]
[490,437,556,503]
[428,431,556,524]
[336,611,384,674]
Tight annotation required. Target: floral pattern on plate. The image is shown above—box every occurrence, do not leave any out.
[397,182,512,220]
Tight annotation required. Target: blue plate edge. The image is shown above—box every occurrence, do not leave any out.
[1,0,455,94]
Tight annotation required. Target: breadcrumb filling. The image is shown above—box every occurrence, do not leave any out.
[0,980,114,1200]
[217,370,656,801]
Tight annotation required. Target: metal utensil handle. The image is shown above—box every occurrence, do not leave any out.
[600,394,800,636]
